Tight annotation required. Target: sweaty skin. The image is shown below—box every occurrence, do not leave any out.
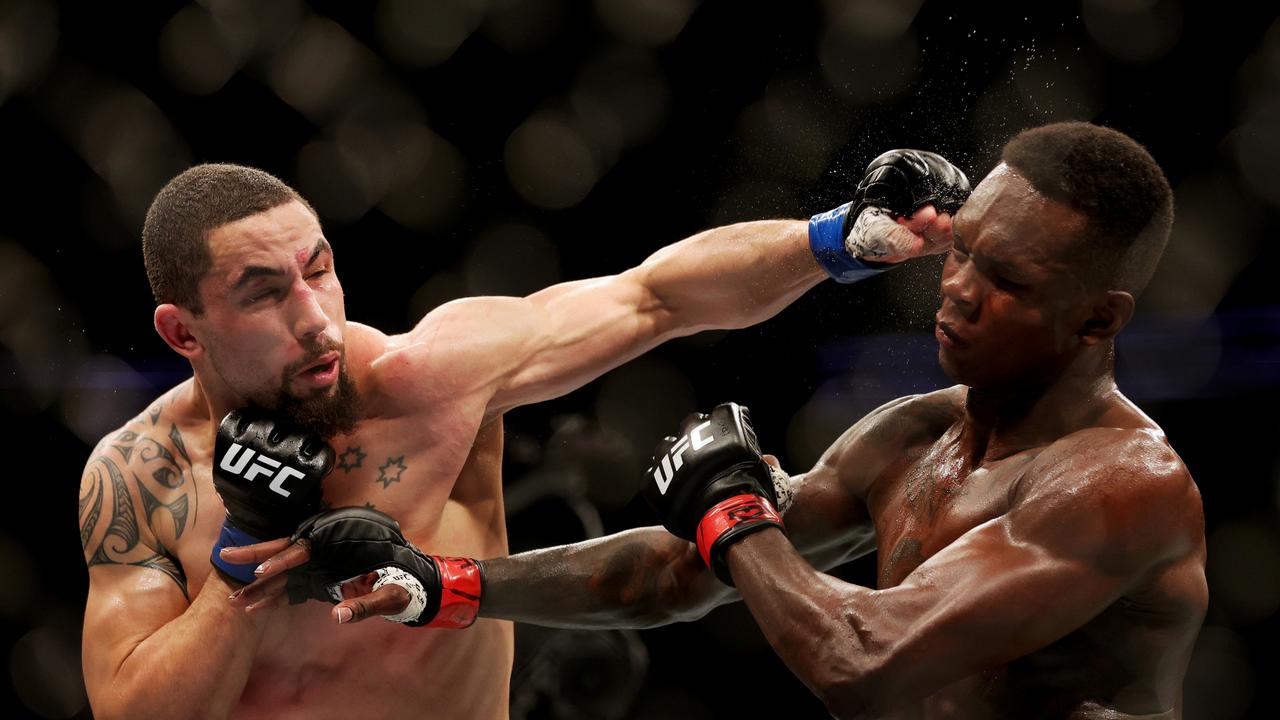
[79,197,873,720]
[264,165,1206,719]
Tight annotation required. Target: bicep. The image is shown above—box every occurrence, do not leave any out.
[871,516,1131,695]
[83,566,191,700]
[411,271,673,414]
[79,449,190,700]
[867,461,1190,696]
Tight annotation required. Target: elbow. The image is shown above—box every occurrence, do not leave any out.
[803,635,898,719]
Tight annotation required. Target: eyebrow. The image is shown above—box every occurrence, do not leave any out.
[230,238,331,291]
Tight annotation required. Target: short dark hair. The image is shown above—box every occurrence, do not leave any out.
[1000,122,1173,297]
[142,163,315,313]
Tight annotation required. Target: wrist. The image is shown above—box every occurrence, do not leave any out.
[809,203,895,284]
[405,556,485,629]
[695,493,784,586]
[210,520,267,585]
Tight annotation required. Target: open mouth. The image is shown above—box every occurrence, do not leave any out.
[299,352,340,385]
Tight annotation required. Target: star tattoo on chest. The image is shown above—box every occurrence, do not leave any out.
[337,446,366,472]
[376,456,408,489]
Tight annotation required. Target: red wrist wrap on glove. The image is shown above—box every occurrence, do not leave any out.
[429,556,485,629]
[695,493,784,585]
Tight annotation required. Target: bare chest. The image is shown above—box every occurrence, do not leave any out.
[868,439,1038,588]
[175,415,504,599]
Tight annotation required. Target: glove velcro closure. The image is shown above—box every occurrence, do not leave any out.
[418,557,485,629]
[695,493,784,586]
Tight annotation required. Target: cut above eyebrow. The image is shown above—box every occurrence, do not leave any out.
[306,237,332,266]
[230,238,332,291]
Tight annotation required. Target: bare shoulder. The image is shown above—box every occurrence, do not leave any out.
[78,383,201,596]
[370,299,531,408]
[1016,425,1203,568]
[810,385,964,491]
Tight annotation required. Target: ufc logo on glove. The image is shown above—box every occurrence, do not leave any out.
[219,442,306,498]
[651,420,714,495]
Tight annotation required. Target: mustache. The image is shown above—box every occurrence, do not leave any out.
[283,337,343,376]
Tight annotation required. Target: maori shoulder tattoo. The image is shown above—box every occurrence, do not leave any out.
[79,402,198,598]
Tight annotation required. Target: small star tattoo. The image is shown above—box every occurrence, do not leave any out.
[338,446,367,472]
[376,456,407,489]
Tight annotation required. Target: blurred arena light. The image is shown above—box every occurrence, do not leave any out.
[569,48,670,169]
[378,125,469,232]
[60,354,152,445]
[0,0,58,105]
[1081,0,1182,64]
[738,76,841,183]
[0,240,86,414]
[463,222,561,297]
[375,0,487,67]
[1182,625,1256,720]
[408,270,467,322]
[1230,20,1280,208]
[73,85,192,227]
[201,0,305,60]
[1008,37,1105,123]
[505,112,600,209]
[0,536,35,619]
[594,0,699,46]
[1207,521,1280,625]
[9,622,87,719]
[266,15,370,122]
[480,0,570,55]
[594,356,695,460]
[159,4,240,95]
[819,0,923,103]
[708,179,801,227]
[1142,173,1260,321]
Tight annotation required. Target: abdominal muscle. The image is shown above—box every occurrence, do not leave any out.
[235,603,513,720]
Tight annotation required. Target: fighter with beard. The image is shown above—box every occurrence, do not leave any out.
[77,153,966,719]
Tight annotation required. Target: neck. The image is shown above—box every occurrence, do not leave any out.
[959,343,1117,463]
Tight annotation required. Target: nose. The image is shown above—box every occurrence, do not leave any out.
[289,278,329,340]
[940,256,981,319]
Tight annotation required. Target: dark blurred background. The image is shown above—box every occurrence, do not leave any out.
[1,0,1277,718]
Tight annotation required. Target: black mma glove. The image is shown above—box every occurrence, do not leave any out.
[641,403,783,585]
[286,507,484,629]
[210,408,334,584]
[810,148,971,283]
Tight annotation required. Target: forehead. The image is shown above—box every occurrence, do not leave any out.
[205,201,322,275]
[954,163,1088,264]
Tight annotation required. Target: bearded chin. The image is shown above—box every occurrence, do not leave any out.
[269,366,362,438]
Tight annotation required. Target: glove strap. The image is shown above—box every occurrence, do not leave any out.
[695,494,784,586]
[210,522,264,585]
[425,557,485,629]
[809,202,895,284]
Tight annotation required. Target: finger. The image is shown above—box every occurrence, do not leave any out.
[339,572,381,599]
[230,572,289,611]
[333,584,412,625]
[246,539,313,581]
[922,212,954,250]
[899,204,938,234]
[761,453,781,470]
[218,537,293,565]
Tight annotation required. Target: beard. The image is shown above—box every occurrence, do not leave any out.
[272,362,362,439]
[242,338,363,439]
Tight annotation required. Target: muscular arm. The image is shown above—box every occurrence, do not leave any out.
[477,397,920,629]
[400,220,825,415]
[79,427,268,720]
[721,431,1205,719]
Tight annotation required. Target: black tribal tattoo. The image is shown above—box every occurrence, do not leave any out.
[79,421,197,598]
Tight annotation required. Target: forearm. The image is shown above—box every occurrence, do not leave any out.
[98,573,268,720]
[639,220,825,334]
[480,527,734,629]
[727,529,885,719]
